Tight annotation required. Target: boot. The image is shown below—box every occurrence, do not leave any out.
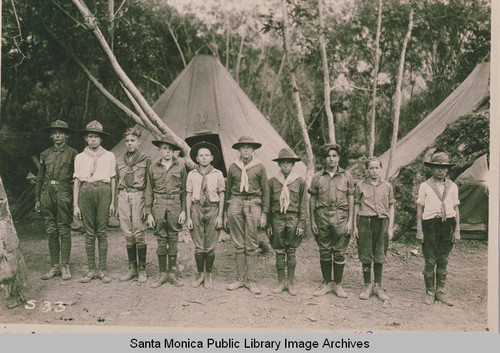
[287,266,297,296]
[333,284,348,298]
[60,234,72,270]
[314,281,334,297]
[204,272,213,289]
[272,269,286,294]
[79,269,97,283]
[150,272,168,288]
[359,283,373,300]
[61,264,72,281]
[120,246,138,282]
[435,289,453,306]
[228,253,246,290]
[48,236,61,270]
[98,269,112,283]
[191,272,205,288]
[246,280,261,295]
[373,283,390,301]
[137,246,147,283]
[41,265,61,280]
[167,272,183,287]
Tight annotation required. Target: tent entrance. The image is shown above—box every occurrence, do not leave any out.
[185,134,227,176]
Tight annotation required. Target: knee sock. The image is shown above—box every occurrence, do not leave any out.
[168,255,177,271]
[362,263,372,284]
[374,263,383,284]
[205,252,215,273]
[320,260,332,282]
[333,263,345,284]
[158,254,167,272]
[194,252,205,273]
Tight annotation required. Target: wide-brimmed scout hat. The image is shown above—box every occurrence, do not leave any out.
[231,135,262,150]
[79,120,109,137]
[190,141,220,164]
[152,135,182,150]
[44,119,73,134]
[424,152,456,167]
[321,143,341,155]
[272,148,301,163]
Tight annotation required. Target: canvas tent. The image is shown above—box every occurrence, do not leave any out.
[455,154,489,235]
[380,62,490,179]
[112,55,307,177]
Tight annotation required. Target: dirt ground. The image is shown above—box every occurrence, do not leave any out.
[0,219,488,333]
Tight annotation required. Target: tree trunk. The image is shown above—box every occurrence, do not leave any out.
[168,22,187,68]
[235,33,246,84]
[368,0,383,157]
[282,0,315,186]
[0,175,28,305]
[71,0,194,168]
[317,0,336,144]
[108,0,114,51]
[386,7,413,179]
[268,53,286,117]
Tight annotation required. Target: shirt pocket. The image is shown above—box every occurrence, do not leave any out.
[152,170,166,188]
[166,171,182,190]
[335,179,349,208]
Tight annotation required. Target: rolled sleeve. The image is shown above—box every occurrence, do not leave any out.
[346,172,355,196]
[308,175,319,195]
[109,153,116,178]
[388,184,396,204]
[217,172,225,192]
[452,183,460,206]
[186,173,194,193]
[354,183,362,204]
[416,184,426,206]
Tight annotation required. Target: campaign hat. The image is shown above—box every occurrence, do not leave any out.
[44,120,73,134]
[190,141,220,164]
[79,120,109,137]
[231,135,262,150]
[272,148,301,163]
[321,143,341,155]
[152,135,182,150]
[424,152,456,167]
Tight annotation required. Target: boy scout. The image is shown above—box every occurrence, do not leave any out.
[146,135,187,289]
[36,120,78,280]
[309,144,354,298]
[73,120,116,283]
[116,127,151,283]
[353,157,394,301]
[186,141,225,288]
[416,152,460,306]
[224,136,269,295]
[267,148,306,296]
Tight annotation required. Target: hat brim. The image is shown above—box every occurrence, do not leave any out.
[424,161,456,167]
[44,127,74,134]
[152,140,181,150]
[79,129,110,137]
[190,142,221,164]
[232,142,262,150]
[272,157,301,163]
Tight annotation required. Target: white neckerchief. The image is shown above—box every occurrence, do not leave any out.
[234,157,261,193]
[83,146,107,177]
[275,171,300,214]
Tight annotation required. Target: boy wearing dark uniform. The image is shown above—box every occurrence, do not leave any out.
[73,121,116,283]
[224,136,269,295]
[146,135,187,289]
[186,142,225,288]
[416,152,460,306]
[353,157,394,301]
[116,127,151,283]
[309,144,354,298]
[35,120,78,280]
[267,148,306,296]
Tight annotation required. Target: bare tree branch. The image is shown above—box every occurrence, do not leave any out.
[167,22,187,67]
[142,75,168,91]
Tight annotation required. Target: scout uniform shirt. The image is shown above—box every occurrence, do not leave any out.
[36,144,78,204]
[268,173,307,228]
[186,166,225,204]
[116,151,151,191]
[308,167,354,211]
[224,159,270,213]
[417,178,459,220]
[74,147,116,183]
[354,179,395,218]
[145,157,187,215]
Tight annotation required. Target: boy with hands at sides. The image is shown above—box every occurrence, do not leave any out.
[73,121,116,284]
[185,141,225,289]
[416,152,460,306]
[267,148,306,296]
[309,144,354,298]
[36,120,78,281]
[224,136,269,295]
[145,136,187,289]
[353,157,395,301]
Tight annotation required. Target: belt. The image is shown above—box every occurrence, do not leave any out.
[235,195,259,201]
[119,187,144,193]
[155,194,180,200]
[46,180,70,185]
[82,181,110,187]
[193,200,219,206]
